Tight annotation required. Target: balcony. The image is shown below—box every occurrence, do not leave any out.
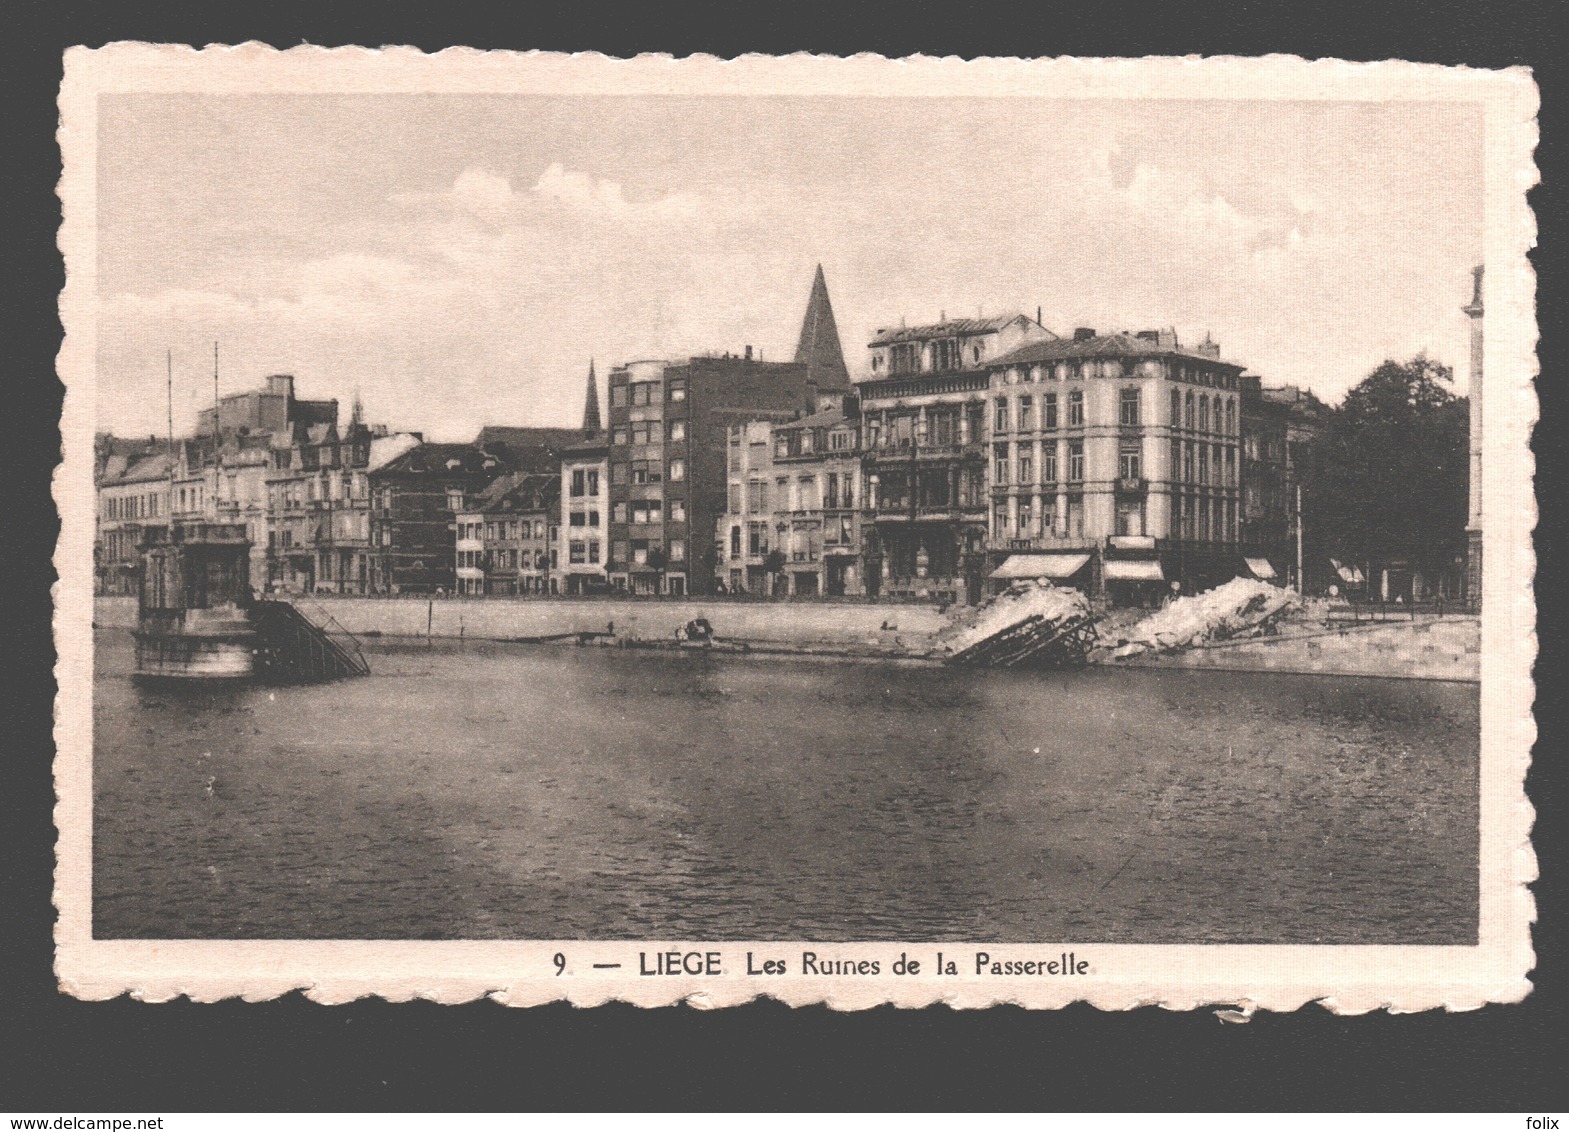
[1001,535,1098,552]
[873,502,987,523]
[1116,476,1148,495]
[864,441,983,465]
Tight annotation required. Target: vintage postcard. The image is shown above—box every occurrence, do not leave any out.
[55,46,1538,1010]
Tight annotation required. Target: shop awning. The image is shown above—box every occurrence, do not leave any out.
[1330,558,1366,585]
[990,553,1090,581]
[1244,556,1278,580]
[1104,559,1166,583]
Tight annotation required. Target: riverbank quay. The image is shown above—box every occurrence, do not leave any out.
[94,595,946,656]
[92,597,1480,679]
[1100,615,1480,682]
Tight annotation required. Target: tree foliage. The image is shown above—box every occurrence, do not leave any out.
[1304,355,1469,580]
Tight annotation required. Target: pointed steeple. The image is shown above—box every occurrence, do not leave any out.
[350,387,365,427]
[581,360,602,436]
[793,264,850,388]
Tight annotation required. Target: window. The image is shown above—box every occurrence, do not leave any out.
[571,469,586,496]
[1018,454,1033,484]
[1115,498,1145,537]
[588,510,600,527]
[446,488,464,511]
[611,427,629,446]
[610,384,627,408]
[667,378,686,403]
[994,503,1008,534]
[728,484,741,513]
[1068,442,1085,482]
[995,399,1009,433]
[1225,446,1236,486]
[797,475,819,510]
[586,470,599,495]
[1069,390,1084,426]
[630,500,663,524]
[667,420,686,442]
[631,461,660,485]
[668,499,685,523]
[994,444,1010,484]
[1018,396,1033,430]
[1225,400,1236,436]
[588,541,601,564]
[570,511,587,527]
[1184,443,1195,483]
[730,526,742,558]
[668,539,685,562]
[1171,387,1182,427]
[1200,395,1211,431]
[1042,449,1057,484]
[825,472,839,509]
[668,458,685,482]
[630,421,652,445]
[1017,500,1033,536]
[569,540,587,564]
[1185,391,1195,429]
[1044,392,1058,429]
[611,540,627,565]
[1120,387,1141,426]
[748,522,766,556]
[746,480,765,513]
[1119,444,1142,481]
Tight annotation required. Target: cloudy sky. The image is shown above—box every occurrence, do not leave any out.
[96,94,1483,441]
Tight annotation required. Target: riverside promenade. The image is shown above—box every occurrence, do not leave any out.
[92,596,1478,680]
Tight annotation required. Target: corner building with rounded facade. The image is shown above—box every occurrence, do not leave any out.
[984,328,1258,604]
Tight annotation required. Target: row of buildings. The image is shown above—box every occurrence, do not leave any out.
[96,267,1327,606]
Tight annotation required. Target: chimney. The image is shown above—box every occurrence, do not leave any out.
[1135,330,1159,342]
[1074,328,1096,341]
[1037,306,1043,327]
[266,374,295,399]
[745,345,753,361]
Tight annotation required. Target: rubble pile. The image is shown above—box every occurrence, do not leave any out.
[1111,577,1301,659]
[938,581,1098,668]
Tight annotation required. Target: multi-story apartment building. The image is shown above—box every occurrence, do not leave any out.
[96,448,172,594]
[605,269,852,596]
[718,401,867,597]
[556,367,610,595]
[369,443,515,594]
[455,472,560,596]
[983,327,1259,603]
[559,436,609,594]
[856,314,1055,604]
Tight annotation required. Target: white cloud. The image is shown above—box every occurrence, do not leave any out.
[392,164,701,226]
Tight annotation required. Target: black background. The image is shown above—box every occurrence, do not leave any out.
[3,0,1563,1111]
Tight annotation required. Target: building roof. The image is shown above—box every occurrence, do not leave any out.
[778,405,851,432]
[990,331,1244,370]
[102,452,174,486]
[374,442,512,477]
[793,265,851,388]
[473,471,559,513]
[869,314,1027,347]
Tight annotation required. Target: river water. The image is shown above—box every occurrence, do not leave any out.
[93,629,1478,943]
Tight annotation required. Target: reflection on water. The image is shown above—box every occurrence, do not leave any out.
[93,630,1478,943]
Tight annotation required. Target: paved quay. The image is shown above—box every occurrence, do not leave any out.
[94,597,1481,680]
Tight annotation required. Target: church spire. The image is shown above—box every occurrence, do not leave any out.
[581,360,602,435]
[793,264,850,388]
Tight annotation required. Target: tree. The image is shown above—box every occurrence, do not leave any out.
[1303,355,1469,585]
[763,549,787,597]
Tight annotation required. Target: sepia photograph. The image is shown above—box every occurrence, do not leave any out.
[54,48,1537,1009]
